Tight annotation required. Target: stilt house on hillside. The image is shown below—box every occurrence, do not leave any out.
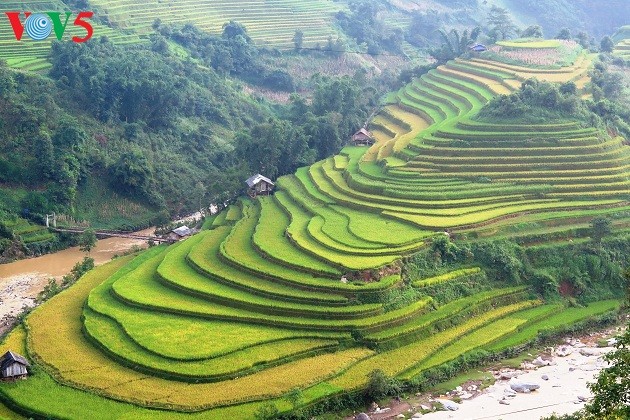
[167,226,193,241]
[246,174,274,198]
[350,128,375,146]
[0,351,29,380]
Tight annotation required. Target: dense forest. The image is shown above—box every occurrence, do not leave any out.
[0,0,629,261]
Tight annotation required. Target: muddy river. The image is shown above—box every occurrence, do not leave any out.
[0,228,153,322]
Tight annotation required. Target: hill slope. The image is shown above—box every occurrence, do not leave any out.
[0,40,627,418]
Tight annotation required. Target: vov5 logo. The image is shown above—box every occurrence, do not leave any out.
[5,11,94,43]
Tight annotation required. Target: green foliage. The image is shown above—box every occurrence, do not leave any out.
[477,78,585,123]
[487,6,518,42]
[522,25,544,38]
[335,1,403,55]
[431,27,482,63]
[78,229,97,254]
[600,36,615,53]
[591,217,613,243]
[585,324,630,419]
[254,403,280,420]
[365,369,401,401]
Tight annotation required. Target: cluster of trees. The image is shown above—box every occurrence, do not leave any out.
[335,0,404,55]
[0,16,391,229]
[154,21,295,91]
[235,74,378,180]
[477,73,629,138]
[477,78,585,122]
[405,227,627,304]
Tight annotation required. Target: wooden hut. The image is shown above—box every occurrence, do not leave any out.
[167,226,192,241]
[350,128,375,146]
[0,351,29,380]
[246,174,274,198]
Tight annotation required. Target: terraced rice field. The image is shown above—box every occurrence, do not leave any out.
[0,0,142,70]
[0,0,344,70]
[0,40,626,418]
[88,0,344,48]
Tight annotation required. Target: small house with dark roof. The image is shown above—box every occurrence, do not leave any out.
[351,128,375,146]
[1,351,29,379]
[469,43,487,52]
[167,226,193,242]
[246,174,274,198]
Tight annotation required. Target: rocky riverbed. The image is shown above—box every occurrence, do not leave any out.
[352,326,625,420]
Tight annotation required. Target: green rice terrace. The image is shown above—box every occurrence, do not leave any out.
[0,40,628,418]
[0,0,345,71]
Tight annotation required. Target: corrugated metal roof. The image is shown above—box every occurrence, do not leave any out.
[245,174,274,188]
[172,226,192,236]
[0,351,29,371]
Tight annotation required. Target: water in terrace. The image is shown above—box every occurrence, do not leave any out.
[0,227,153,321]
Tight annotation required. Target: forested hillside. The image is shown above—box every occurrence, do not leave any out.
[0,0,628,260]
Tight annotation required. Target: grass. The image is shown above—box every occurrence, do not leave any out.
[365,286,529,343]
[23,251,375,410]
[413,267,482,287]
[487,300,622,351]
[84,307,340,381]
[73,175,159,230]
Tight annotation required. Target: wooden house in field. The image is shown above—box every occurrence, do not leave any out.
[350,128,375,146]
[167,226,193,241]
[0,351,29,380]
[246,174,274,198]
[469,43,488,52]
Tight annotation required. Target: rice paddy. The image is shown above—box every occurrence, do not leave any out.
[1,39,626,418]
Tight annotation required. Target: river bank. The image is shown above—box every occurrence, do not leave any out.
[352,323,626,420]
[0,228,153,335]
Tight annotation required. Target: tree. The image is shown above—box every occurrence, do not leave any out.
[522,25,544,38]
[600,36,614,53]
[487,6,517,41]
[591,217,612,244]
[284,388,304,410]
[221,21,251,43]
[365,369,401,402]
[555,28,572,40]
[585,323,630,419]
[292,29,304,51]
[253,403,279,420]
[432,27,482,62]
[78,228,97,254]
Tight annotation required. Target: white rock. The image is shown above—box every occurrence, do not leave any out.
[580,348,606,357]
[541,374,549,381]
[455,386,463,392]
[420,404,430,410]
[556,346,573,357]
[499,399,511,405]
[533,356,551,366]
[459,392,474,400]
[412,413,423,419]
[500,371,520,380]
[396,414,405,419]
[509,379,540,393]
[436,399,459,411]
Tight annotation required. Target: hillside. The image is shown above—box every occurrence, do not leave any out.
[0,40,627,418]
